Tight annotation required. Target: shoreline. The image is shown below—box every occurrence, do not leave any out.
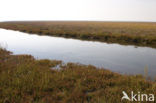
[0,21,156,48]
[0,48,156,102]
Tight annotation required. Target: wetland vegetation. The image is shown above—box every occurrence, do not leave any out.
[0,21,156,103]
[0,21,156,48]
[0,48,156,103]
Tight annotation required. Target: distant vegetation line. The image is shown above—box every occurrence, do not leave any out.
[0,21,156,47]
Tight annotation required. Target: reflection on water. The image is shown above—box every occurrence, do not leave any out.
[0,29,156,78]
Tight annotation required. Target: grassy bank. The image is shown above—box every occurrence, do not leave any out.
[0,21,156,48]
[0,49,156,103]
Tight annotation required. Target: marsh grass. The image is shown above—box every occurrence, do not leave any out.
[0,21,156,48]
[0,49,156,103]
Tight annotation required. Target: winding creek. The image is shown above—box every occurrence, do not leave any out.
[0,29,156,78]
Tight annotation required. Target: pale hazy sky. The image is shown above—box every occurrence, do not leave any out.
[0,0,156,22]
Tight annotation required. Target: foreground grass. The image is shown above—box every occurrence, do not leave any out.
[0,21,156,48]
[0,49,156,103]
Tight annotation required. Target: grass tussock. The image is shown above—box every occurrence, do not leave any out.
[0,49,156,103]
[0,21,156,48]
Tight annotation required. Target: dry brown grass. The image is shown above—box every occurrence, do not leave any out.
[0,21,156,47]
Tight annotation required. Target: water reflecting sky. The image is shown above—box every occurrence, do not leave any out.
[0,29,156,78]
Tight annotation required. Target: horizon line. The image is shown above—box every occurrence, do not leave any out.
[1,20,156,23]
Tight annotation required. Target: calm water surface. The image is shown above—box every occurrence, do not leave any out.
[0,29,156,78]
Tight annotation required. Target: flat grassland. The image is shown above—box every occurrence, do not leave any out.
[0,49,156,103]
[0,21,156,47]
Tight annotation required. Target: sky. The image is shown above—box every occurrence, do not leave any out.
[0,0,156,22]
